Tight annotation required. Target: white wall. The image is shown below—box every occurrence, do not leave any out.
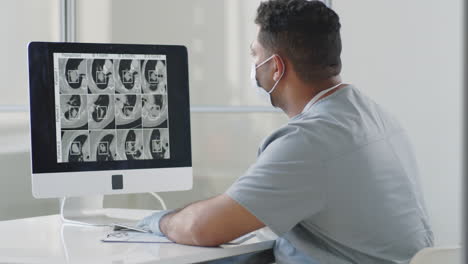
[0,0,60,220]
[334,0,463,246]
[0,0,59,106]
[0,113,59,219]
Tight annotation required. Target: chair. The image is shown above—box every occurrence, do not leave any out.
[409,246,461,264]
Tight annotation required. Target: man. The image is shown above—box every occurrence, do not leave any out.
[138,1,434,263]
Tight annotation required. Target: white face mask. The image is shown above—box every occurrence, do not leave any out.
[250,54,285,106]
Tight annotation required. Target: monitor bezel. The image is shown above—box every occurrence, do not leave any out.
[28,42,192,198]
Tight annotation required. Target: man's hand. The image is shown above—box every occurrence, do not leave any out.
[137,210,174,236]
[154,194,265,247]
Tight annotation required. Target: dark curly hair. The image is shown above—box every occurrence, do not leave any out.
[255,0,342,82]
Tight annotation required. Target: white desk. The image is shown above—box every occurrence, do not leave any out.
[0,209,275,264]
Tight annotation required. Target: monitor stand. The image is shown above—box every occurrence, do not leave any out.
[60,195,136,226]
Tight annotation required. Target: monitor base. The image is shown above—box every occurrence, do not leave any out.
[60,196,136,226]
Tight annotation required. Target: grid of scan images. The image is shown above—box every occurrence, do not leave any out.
[53,53,170,163]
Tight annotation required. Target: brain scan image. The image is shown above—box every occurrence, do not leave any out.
[142,94,168,128]
[142,60,167,94]
[116,129,145,160]
[143,129,170,159]
[87,59,115,94]
[115,94,142,129]
[114,59,141,94]
[59,58,88,94]
[87,94,115,130]
[60,94,88,130]
[61,131,91,162]
[90,130,117,161]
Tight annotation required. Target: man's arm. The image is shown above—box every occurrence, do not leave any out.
[159,194,265,247]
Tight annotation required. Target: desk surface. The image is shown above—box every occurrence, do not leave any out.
[0,209,275,264]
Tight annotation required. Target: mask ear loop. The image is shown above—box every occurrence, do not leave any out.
[267,55,285,95]
[256,54,276,69]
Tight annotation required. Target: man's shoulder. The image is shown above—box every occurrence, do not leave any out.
[258,121,327,163]
[262,113,348,147]
[259,88,406,162]
[260,122,310,150]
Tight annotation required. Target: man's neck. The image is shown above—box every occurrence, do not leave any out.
[281,76,343,118]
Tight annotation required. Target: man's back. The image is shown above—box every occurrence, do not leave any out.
[228,85,434,264]
[281,85,434,263]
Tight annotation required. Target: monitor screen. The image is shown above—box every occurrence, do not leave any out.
[54,53,171,163]
[29,42,191,174]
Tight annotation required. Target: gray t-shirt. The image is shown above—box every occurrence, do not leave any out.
[226,85,434,264]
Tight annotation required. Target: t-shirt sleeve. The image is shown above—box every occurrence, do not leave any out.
[226,127,326,236]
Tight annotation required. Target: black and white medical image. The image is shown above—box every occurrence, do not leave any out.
[87,94,115,130]
[54,53,171,163]
[114,59,142,94]
[59,58,88,94]
[87,59,115,94]
[142,94,168,128]
[116,129,145,160]
[115,94,142,129]
[89,130,117,161]
[60,94,88,130]
[143,129,170,159]
[61,130,91,162]
[141,60,167,94]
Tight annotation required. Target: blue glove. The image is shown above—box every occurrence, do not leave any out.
[137,210,174,236]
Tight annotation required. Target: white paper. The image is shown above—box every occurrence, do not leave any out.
[102,231,173,243]
[102,230,256,245]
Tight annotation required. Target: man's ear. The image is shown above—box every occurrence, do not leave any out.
[272,55,285,82]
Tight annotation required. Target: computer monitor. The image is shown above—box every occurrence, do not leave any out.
[28,42,192,224]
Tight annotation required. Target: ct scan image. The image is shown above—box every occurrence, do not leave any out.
[142,94,168,128]
[143,128,170,159]
[60,94,88,130]
[87,94,115,130]
[61,130,91,162]
[87,59,115,94]
[59,58,88,94]
[116,129,145,160]
[141,60,167,94]
[89,130,117,161]
[115,94,142,129]
[54,53,170,163]
[114,59,142,94]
